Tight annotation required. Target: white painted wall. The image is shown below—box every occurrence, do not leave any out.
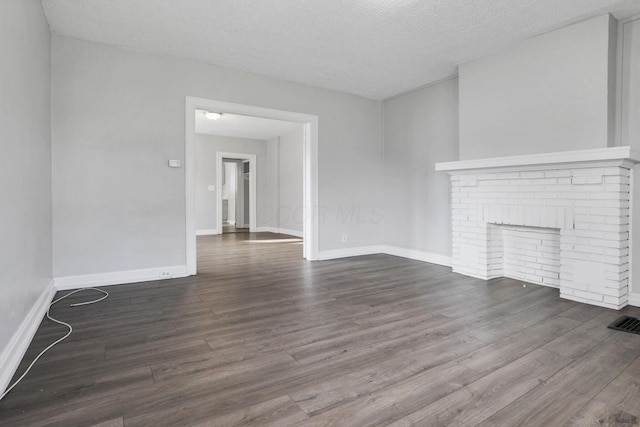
[380,15,623,267]
[383,78,459,258]
[261,129,304,236]
[620,17,640,150]
[266,136,280,228]
[195,135,268,232]
[0,0,52,362]
[52,35,382,277]
[278,128,304,234]
[459,14,616,160]
[447,13,640,307]
[621,16,640,306]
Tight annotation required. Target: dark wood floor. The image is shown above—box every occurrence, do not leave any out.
[222,223,249,234]
[2,233,640,426]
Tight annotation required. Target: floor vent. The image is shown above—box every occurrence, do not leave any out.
[608,316,640,335]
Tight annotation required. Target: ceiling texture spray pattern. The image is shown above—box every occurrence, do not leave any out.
[41,0,640,99]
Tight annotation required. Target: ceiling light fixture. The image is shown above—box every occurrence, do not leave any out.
[204,111,222,120]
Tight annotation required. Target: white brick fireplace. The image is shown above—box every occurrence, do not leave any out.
[436,147,640,310]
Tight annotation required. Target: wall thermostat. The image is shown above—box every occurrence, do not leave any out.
[168,159,182,168]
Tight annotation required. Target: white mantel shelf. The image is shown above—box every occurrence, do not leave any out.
[436,146,640,173]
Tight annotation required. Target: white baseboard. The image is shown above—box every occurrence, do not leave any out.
[256,226,303,238]
[0,280,55,394]
[451,268,490,280]
[318,244,454,266]
[629,293,640,308]
[380,245,452,267]
[196,229,218,236]
[53,265,189,290]
[256,226,277,233]
[276,227,303,238]
[318,245,383,261]
[256,226,276,234]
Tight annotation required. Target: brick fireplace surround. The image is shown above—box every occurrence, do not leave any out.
[436,147,640,310]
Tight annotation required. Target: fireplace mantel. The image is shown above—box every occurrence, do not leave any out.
[436,146,640,174]
[435,146,640,310]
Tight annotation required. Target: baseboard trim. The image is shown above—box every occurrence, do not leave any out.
[256,227,303,238]
[451,268,490,281]
[318,245,383,261]
[0,280,55,394]
[629,293,640,308]
[317,244,454,266]
[277,228,303,238]
[256,226,276,234]
[53,265,189,290]
[380,245,452,267]
[196,229,218,236]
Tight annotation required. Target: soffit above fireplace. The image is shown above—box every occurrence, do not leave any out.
[436,147,640,174]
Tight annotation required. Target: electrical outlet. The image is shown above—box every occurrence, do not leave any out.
[341,233,348,242]
[159,271,173,279]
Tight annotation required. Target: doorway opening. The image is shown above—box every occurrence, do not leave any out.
[217,153,256,234]
[185,97,319,275]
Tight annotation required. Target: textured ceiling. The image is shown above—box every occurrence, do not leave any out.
[195,110,302,140]
[41,0,640,99]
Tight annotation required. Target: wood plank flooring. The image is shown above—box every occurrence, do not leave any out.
[1,232,640,426]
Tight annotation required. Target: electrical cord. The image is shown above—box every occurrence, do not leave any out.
[0,287,109,401]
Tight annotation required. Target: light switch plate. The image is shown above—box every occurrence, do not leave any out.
[207,185,215,191]
[168,159,182,168]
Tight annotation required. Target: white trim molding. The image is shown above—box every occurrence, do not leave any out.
[629,293,640,308]
[186,97,319,272]
[255,226,275,233]
[381,245,452,267]
[53,265,188,290]
[436,146,640,173]
[318,245,383,261]
[196,229,218,236]
[256,226,303,238]
[0,280,55,394]
[278,228,304,238]
[318,245,453,266]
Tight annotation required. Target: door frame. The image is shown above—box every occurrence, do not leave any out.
[216,153,256,234]
[185,97,319,274]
